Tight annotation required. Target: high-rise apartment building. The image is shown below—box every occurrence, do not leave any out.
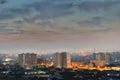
[96,53,112,65]
[54,52,62,68]
[53,52,71,68]
[62,52,71,68]
[105,53,112,65]
[18,53,37,69]
[96,53,105,60]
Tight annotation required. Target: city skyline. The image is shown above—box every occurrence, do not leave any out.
[0,0,120,53]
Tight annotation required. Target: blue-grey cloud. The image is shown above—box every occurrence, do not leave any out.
[13,20,24,24]
[76,16,111,32]
[0,0,119,35]
[95,27,111,32]
[78,0,120,11]
[0,20,26,34]
[0,0,7,4]
[0,0,75,35]
[26,1,74,19]
[11,0,73,18]
[0,25,13,34]
[9,8,31,16]
[0,12,14,20]
[0,0,74,23]
[78,16,104,27]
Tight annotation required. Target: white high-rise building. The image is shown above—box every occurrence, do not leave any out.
[18,53,37,69]
[53,52,71,68]
[54,52,62,68]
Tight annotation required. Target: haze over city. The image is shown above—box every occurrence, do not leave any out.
[0,0,120,53]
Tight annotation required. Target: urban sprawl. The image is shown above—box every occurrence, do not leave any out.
[0,52,120,80]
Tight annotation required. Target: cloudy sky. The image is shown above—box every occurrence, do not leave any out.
[0,0,120,53]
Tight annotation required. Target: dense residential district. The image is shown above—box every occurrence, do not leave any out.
[0,52,120,80]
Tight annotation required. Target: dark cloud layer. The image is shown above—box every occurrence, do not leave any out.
[0,0,120,35]
[78,0,120,11]
[0,0,74,34]
[0,0,7,4]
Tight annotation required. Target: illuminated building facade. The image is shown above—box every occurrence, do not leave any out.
[90,60,105,67]
[96,53,112,65]
[53,52,71,68]
[71,62,84,68]
[54,52,61,68]
[18,53,37,69]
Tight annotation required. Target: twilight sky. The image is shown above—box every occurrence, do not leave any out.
[0,0,120,53]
